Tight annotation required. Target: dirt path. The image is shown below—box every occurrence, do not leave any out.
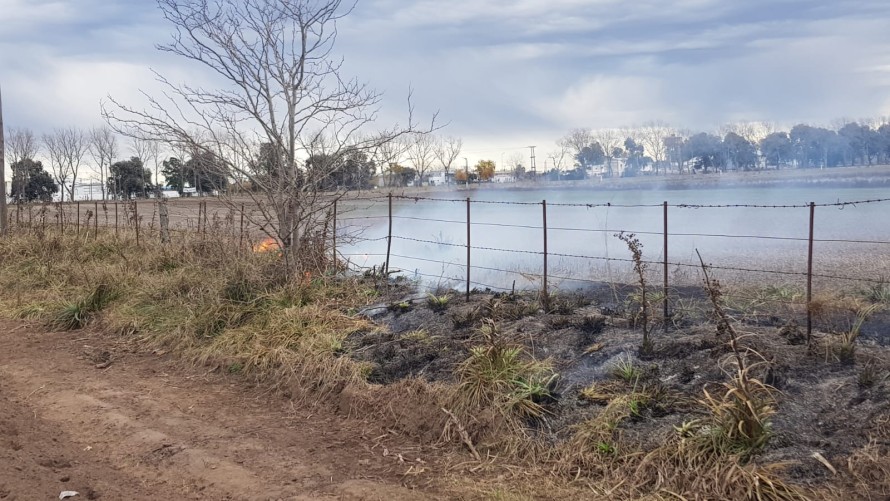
[0,321,453,500]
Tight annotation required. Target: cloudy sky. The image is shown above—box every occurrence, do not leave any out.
[3,0,890,165]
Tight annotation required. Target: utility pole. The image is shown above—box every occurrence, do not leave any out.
[0,85,7,236]
[528,145,536,178]
[463,157,469,185]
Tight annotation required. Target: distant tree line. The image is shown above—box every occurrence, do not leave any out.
[552,120,890,179]
[4,125,388,201]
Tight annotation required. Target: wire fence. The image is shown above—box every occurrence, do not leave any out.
[7,193,889,338]
[338,193,890,339]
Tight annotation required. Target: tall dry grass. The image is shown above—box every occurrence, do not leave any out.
[0,229,376,398]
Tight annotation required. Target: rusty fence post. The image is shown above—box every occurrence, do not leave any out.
[662,201,670,332]
[466,197,471,301]
[94,201,99,238]
[114,202,119,236]
[76,202,80,235]
[384,193,393,275]
[542,200,549,309]
[806,202,815,342]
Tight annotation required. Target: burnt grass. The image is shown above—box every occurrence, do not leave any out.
[346,281,890,484]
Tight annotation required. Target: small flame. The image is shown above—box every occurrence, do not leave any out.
[253,237,281,253]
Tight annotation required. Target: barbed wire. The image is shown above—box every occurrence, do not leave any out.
[384,234,887,284]
[359,193,890,209]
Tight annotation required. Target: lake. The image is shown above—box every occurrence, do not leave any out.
[338,185,890,292]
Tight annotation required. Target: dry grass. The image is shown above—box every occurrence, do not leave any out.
[0,229,884,500]
[0,230,378,399]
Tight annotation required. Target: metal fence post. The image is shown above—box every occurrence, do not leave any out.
[76,202,80,235]
[807,202,815,342]
[466,197,471,301]
[662,201,670,332]
[542,200,549,308]
[384,193,393,275]
[94,201,99,238]
[114,202,119,236]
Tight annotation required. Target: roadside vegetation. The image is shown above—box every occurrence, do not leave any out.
[0,224,887,500]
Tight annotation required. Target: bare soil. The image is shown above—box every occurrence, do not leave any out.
[0,320,453,501]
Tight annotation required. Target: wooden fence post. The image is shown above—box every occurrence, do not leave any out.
[135,201,140,246]
[158,199,170,244]
[332,199,338,267]
[239,203,245,249]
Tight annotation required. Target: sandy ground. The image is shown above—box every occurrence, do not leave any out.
[0,321,450,501]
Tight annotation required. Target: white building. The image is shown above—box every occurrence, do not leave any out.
[493,172,516,183]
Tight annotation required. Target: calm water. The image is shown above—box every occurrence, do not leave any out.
[339,186,890,290]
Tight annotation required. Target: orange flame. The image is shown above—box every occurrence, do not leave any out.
[253,237,281,253]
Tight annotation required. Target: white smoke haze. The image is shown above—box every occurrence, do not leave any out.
[340,185,890,293]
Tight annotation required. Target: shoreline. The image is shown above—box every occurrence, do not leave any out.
[371,164,890,195]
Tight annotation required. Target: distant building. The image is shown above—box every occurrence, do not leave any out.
[493,172,516,183]
[427,171,455,186]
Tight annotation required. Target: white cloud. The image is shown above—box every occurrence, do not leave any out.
[536,75,672,129]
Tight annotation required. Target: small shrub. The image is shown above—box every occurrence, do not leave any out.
[611,356,642,383]
[835,304,880,363]
[48,283,118,331]
[51,302,90,331]
[401,329,431,343]
[696,364,776,455]
[427,293,451,312]
[457,320,557,420]
[615,232,653,355]
[859,279,890,304]
[857,360,886,389]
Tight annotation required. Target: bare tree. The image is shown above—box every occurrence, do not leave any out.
[637,121,674,175]
[593,129,621,177]
[43,127,89,202]
[130,137,157,197]
[433,136,462,181]
[560,128,592,160]
[407,133,435,186]
[547,141,568,176]
[89,126,117,200]
[102,0,432,271]
[372,134,407,188]
[146,141,161,190]
[6,127,39,165]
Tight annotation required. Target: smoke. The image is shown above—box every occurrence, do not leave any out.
[340,185,890,292]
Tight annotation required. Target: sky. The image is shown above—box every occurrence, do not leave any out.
[3,0,890,168]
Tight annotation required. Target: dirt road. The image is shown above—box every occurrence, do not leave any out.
[0,322,451,500]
